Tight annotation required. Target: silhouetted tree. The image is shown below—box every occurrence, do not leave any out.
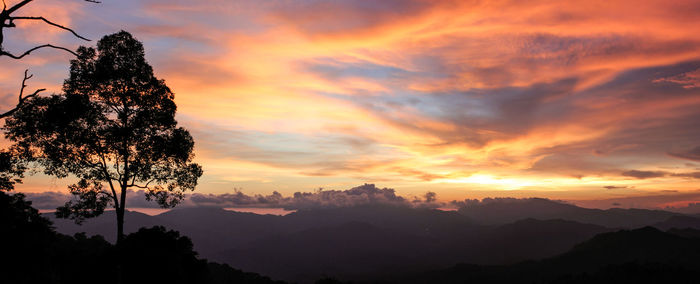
[5,30,203,243]
[0,150,25,190]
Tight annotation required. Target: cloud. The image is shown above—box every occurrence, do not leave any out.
[621,170,668,179]
[571,191,700,209]
[603,185,630,190]
[24,184,441,211]
[23,190,166,210]
[186,184,441,210]
[6,0,700,198]
[266,0,436,38]
[653,68,700,89]
[671,172,700,179]
[450,197,570,209]
[668,146,700,162]
[22,191,70,210]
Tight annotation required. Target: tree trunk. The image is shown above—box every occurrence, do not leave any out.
[117,182,127,244]
[116,205,124,284]
[116,206,125,244]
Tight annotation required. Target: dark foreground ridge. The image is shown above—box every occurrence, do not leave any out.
[409,226,700,284]
[0,191,284,284]
[7,190,700,284]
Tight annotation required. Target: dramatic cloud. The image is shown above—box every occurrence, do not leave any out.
[4,0,700,201]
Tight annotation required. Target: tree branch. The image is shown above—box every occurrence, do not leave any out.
[99,153,119,209]
[129,178,156,189]
[1,0,99,59]
[10,16,90,41]
[0,44,77,59]
[0,69,44,119]
[18,69,43,101]
[4,0,32,15]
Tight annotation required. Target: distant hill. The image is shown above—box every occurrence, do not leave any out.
[220,221,433,282]
[652,215,700,231]
[156,207,284,256]
[457,198,680,227]
[49,210,172,243]
[467,218,609,264]
[215,217,609,282]
[668,227,700,238]
[283,205,478,236]
[47,201,700,282]
[414,227,700,284]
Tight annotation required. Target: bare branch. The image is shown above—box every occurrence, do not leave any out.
[18,69,44,101]
[0,69,44,119]
[10,16,90,41]
[99,153,120,209]
[1,0,99,59]
[0,43,77,59]
[129,178,156,189]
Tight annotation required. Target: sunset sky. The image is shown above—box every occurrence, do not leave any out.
[2,0,700,209]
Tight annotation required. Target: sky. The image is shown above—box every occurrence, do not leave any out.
[1,0,700,209]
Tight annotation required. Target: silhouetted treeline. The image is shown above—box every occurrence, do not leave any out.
[0,191,284,284]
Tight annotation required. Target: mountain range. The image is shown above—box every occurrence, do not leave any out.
[47,198,700,282]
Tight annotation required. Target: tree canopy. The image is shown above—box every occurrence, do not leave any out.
[0,0,101,191]
[5,30,203,241]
